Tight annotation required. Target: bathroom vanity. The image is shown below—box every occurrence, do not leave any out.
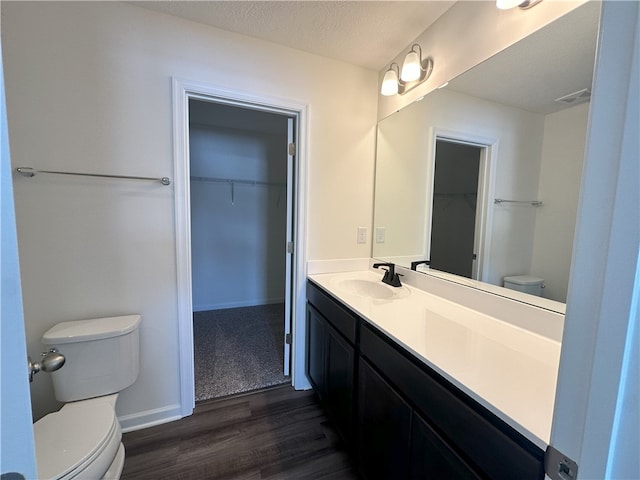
[306,269,562,480]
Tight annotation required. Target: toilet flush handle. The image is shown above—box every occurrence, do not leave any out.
[28,348,65,383]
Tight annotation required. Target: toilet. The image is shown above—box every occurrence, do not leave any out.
[503,275,545,296]
[33,315,141,480]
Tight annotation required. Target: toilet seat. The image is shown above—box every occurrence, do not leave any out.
[34,401,122,480]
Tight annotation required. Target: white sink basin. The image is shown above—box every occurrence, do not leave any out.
[336,279,410,300]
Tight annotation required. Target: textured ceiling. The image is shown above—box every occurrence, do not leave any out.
[130,1,454,71]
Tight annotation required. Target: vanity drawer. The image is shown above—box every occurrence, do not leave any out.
[307,281,357,344]
[360,322,545,480]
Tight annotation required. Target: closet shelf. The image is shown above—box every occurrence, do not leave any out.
[190,175,285,188]
[190,175,286,206]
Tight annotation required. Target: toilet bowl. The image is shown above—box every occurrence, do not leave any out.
[33,315,141,480]
[35,396,123,480]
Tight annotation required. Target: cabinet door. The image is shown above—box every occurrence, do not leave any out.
[361,323,545,480]
[306,304,327,399]
[410,412,483,480]
[358,359,411,480]
[326,323,355,444]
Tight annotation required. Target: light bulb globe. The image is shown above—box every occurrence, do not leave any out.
[381,68,399,96]
[401,51,421,82]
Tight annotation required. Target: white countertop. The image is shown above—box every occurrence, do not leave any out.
[308,269,561,449]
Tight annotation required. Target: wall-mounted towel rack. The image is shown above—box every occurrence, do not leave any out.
[494,198,543,206]
[16,167,171,185]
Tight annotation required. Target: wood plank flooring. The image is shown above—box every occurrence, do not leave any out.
[120,385,360,480]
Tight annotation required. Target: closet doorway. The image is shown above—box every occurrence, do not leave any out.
[428,136,490,280]
[188,99,295,402]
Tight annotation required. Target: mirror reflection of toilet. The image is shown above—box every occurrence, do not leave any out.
[33,315,141,480]
[503,275,545,297]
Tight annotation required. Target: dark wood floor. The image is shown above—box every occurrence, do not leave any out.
[120,385,360,479]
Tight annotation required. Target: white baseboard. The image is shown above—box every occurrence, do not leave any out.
[193,297,285,312]
[294,376,312,391]
[118,403,183,433]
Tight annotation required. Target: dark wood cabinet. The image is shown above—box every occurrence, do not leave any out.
[410,411,482,479]
[306,282,358,445]
[326,323,355,442]
[306,305,327,398]
[358,334,481,480]
[360,322,544,480]
[306,280,545,480]
[358,359,411,480]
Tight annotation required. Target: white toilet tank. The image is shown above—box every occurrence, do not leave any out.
[42,315,141,403]
[503,275,544,296]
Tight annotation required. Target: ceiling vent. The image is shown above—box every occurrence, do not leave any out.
[554,88,591,106]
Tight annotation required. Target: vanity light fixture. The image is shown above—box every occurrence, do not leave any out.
[401,44,424,82]
[496,0,543,9]
[381,63,402,96]
[380,44,434,96]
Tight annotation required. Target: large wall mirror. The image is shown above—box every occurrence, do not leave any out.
[373,2,599,310]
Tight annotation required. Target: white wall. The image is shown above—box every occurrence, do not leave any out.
[374,99,431,259]
[190,121,287,311]
[531,103,589,302]
[1,1,377,424]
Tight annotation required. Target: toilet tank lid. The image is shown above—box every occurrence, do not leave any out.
[43,315,141,344]
[503,275,544,285]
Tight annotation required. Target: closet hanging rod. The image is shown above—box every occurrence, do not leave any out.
[16,167,171,185]
[190,175,285,187]
[494,198,543,206]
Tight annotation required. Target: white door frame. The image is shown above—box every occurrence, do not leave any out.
[550,2,639,477]
[172,78,308,416]
[427,128,498,282]
[283,117,295,377]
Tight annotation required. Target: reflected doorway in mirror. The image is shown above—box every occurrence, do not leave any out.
[429,139,482,279]
[427,130,497,284]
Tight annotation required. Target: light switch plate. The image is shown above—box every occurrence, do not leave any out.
[357,227,367,244]
[375,227,386,243]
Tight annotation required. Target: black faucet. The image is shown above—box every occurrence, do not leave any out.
[373,262,403,287]
[410,260,430,271]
